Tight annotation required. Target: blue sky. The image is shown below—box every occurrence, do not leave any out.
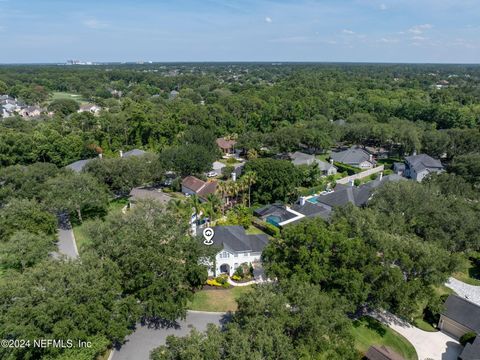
[0,0,479,63]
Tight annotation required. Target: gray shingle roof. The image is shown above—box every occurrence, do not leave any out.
[316,174,405,208]
[123,149,146,157]
[291,202,331,220]
[129,187,172,205]
[405,154,443,173]
[442,295,480,333]
[66,159,92,173]
[290,151,315,166]
[460,336,480,360]
[330,146,374,166]
[211,226,268,253]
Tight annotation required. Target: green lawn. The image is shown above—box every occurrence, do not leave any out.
[188,286,253,312]
[412,285,455,332]
[453,256,480,286]
[245,225,266,235]
[352,317,417,360]
[49,91,88,104]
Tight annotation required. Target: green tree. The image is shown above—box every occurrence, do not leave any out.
[244,158,301,204]
[42,172,109,223]
[47,99,80,116]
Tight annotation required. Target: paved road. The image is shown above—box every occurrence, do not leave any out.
[111,311,228,360]
[372,311,461,360]
[446,277,480,306]
[56,214,79,259]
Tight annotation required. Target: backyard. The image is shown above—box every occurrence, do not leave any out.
[188,286,253,312]
[352,316,418,360]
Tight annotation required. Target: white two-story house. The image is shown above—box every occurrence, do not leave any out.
[205,226,268,277]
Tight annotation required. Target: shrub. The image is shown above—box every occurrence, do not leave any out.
[354,179,361,186]
[206,279,222,287]
[226,157,238,164]
[460,332,476,346]
[231,275,241,281]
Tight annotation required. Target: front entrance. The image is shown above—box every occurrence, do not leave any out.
[219,263,230,275]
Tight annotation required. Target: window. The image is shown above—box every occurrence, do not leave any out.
[243,252,249,257]
[219,251,230,259]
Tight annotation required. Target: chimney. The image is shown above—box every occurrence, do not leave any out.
[98,153,103,159]
[119,150,123,158]
[330,159,334,165]
[413,150,417,156]
[231,172,237,182]
[349,179,355,187]
[369,154,373,162]
[379,172,383,181]
[299,196,306,206]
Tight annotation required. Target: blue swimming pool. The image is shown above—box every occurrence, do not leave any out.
[266,215,282,227]
[307,197,320,204]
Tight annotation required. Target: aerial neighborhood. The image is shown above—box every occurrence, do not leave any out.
[1,62,479,360]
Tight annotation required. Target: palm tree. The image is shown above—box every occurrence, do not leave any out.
[247,148,258,160]
[188,194,201,225]
[216,181,228,214]
[243,171,257,207]
[205,194,222,221]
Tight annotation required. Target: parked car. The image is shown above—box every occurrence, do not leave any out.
[207,171,218,178]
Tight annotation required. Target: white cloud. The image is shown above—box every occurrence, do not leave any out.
[379,3,387,10]
[83,18,108,29]
[265,16,272,23]
[412,35,426,41]
[342,29,355,34]
[379,37,398,43]
[408,24,432,34]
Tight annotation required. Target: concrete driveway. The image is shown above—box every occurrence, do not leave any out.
[446,277,480,306]
[111,311,228,360]
[372,311,462,360]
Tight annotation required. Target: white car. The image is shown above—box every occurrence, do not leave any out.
[207,171,218,178]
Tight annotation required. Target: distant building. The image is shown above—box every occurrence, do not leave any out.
[402,154,444,182]
[216,137,237,156]
[78,104,101,115]
[204,225,268,277]
[169,90,179,100]
[65,159,94,173]
[121,149,147,158]
[20,106,42,118]
[289,151,337,176]
[330,146,376,169]
[181,176,217,200]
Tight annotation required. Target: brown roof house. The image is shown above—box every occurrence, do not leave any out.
[182,176,217,200]
[216,137,237,155]
[365,345,405,360]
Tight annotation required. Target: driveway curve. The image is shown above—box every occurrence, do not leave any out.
[111,311,228,360]
[372,310,461,360]
[446,277,480,306]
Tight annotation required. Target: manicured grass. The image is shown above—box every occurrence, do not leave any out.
[245,225,266,235]
[453,256,480,286]
[188,286,254,312]
[73,221,92,254]
[352,316,417,360]
[49,91,88,104]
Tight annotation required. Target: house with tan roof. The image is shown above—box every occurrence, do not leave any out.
[216,137,237,155]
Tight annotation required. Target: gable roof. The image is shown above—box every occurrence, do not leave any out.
[66,159,92,173]
[442,295,480,333]
[123,149,146,157]
[460,336,480,360]
[405,154,443,173]
[365,345,405,360]
[182,176,217,198]
[211,226,268,253]
[216,138,236,150]
[316,174,405,208]
[330,146,373,166]
[291,201,331,220]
